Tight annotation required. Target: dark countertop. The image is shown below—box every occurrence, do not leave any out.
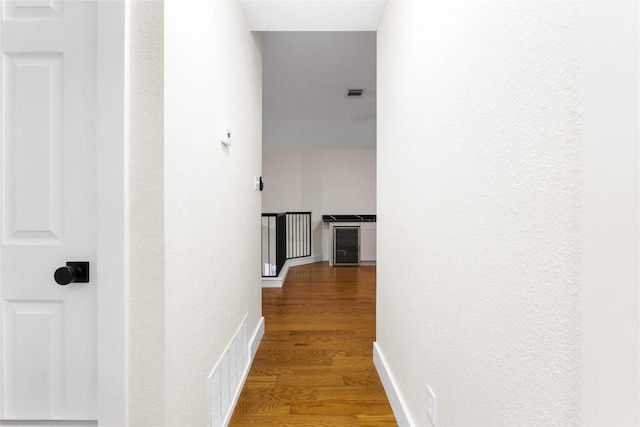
[322,214,376,223]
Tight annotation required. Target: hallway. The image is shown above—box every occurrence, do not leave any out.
[229,263,397,426]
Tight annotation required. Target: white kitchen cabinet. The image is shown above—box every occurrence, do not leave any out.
[360,223,377,262]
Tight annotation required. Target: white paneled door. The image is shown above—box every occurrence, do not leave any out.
[0,0,98,421]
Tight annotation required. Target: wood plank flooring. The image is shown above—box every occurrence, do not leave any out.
[229,262,397,426]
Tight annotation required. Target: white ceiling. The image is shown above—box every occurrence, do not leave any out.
[244,1,382,150]
[263,32,376,121]
[262,31,376,149]
[262,32,376,149]
[239,0,387,31]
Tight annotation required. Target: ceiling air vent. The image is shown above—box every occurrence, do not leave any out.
[347,88,364,97]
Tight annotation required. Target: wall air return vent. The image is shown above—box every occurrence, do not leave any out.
[209,315,249,427]
[347,88,364,97]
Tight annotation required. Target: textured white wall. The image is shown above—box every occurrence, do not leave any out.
[262,148,376,258]
[164,1,263,425]
[377,2,585,425]
[129,2,165,426]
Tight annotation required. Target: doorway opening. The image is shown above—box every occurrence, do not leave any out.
[260,32,377,276]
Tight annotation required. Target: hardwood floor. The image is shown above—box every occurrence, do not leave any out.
[229,262,397,426]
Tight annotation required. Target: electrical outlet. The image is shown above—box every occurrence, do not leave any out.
[427,385,436,425]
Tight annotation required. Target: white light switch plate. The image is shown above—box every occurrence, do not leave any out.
[221,125,232,146]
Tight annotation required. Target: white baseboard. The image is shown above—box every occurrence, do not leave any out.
[373,342,415,427]
[249,317,264,360]
[261,255,323,288]
[261,260,290,288]
[289,254,323,267]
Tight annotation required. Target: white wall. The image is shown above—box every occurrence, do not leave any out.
[377,1,638,426]
[581,2,639,425]
[262,148,376,258]
[129,1,165,425]
[301,148,323,255]
[164,1,263,425]
[321,149,376,214]
[264,118,376,150]
[262,149,303,213]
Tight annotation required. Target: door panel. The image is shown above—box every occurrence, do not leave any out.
[4,1,65,21]
[4,53,63,243]
[0,0,97,420]
[3,300,65,418]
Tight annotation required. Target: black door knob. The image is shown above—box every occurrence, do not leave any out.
[54,266,79,285]
[54,262,90,285]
